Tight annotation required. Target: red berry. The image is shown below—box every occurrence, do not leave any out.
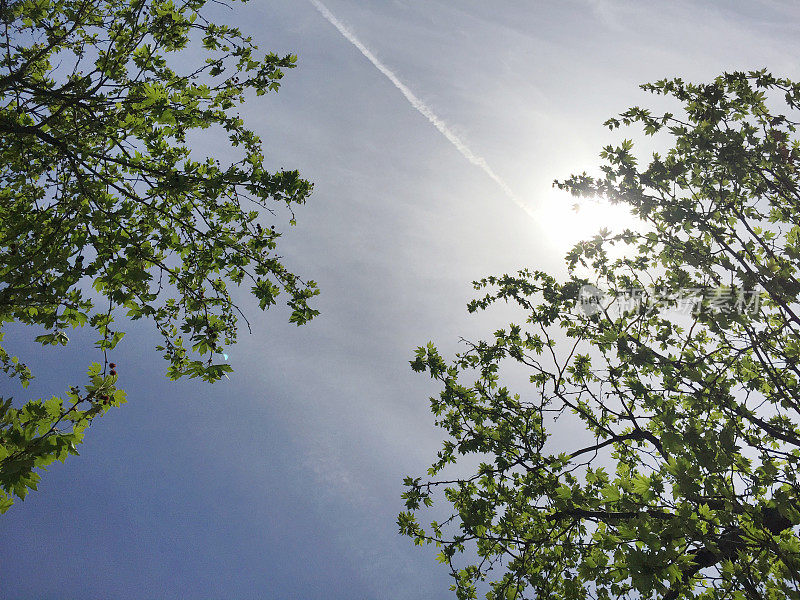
[109,363,116,369]
[109,369,117,376]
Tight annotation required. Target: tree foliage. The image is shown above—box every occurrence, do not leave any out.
[0,0,318,512]
[401,71,800,599]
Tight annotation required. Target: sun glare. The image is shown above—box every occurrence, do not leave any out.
[534,189,645,252]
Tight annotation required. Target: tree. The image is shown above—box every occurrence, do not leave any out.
[400,70,800,599]
[0,0,318,512]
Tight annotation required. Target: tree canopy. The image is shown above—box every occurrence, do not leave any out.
[401,70,800,599]
[0,0,318,512]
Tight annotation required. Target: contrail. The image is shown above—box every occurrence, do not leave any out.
[309,0,538,221]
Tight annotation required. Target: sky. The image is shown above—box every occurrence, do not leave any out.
[3,1,800,598]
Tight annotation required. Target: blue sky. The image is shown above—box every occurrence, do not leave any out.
[3,1,800,598]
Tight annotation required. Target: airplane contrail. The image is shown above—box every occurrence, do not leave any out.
[309,0,538,221]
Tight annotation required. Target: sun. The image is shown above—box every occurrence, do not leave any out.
[533,188,645,252]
